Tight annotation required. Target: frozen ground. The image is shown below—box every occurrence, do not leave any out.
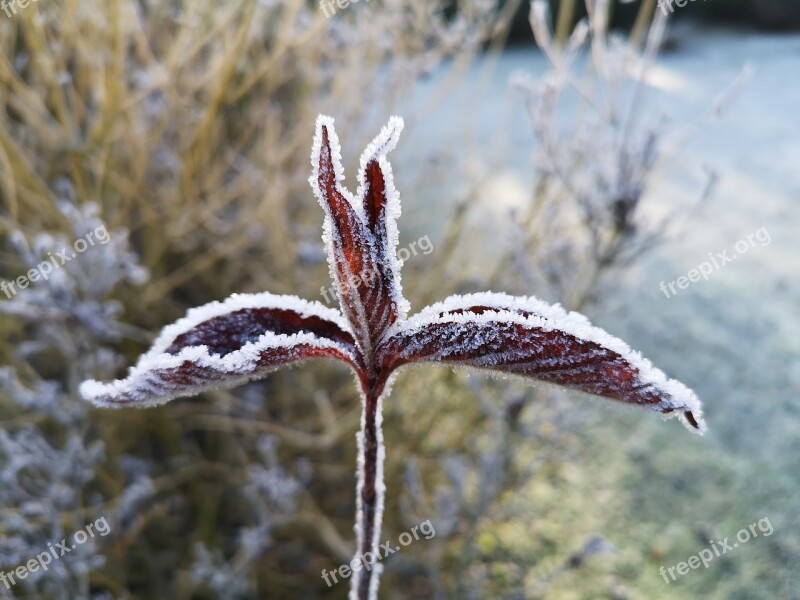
[394,25,800,597]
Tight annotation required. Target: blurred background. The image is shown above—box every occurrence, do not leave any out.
[0,0,797,598]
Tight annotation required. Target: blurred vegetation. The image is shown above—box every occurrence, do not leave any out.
[0,1,792,599]
[504,0,800,43]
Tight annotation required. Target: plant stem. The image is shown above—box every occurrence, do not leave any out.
[631,0,657,47]
[556,0,576,45]
[351,389,385,600]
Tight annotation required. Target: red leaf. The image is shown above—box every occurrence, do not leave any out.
[80,293,363,407]
[310,116,407,362]
[377,293,704,432]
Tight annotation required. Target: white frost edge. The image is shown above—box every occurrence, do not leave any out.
[310,115,371,357]
[309,114,361,216]
[309,115,410,324]
[349,389,388,600]
[144,291,353,358]
[356,116,409,319]
[388,291,705,434]
[80,293,355,408]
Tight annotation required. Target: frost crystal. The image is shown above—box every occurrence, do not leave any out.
[81,115,704,600]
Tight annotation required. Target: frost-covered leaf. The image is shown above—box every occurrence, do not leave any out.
[309,116,408,360]
[80,293,362,407]
[81,113,705,600]
[377,292,704,433]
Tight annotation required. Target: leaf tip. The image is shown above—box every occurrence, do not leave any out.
[681,409,706,435]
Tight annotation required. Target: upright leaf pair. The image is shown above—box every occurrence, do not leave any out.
[81,115,704,600]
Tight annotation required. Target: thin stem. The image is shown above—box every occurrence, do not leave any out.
[556,0,576,45]
[351,389,385,600]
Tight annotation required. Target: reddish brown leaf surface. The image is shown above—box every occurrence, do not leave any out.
[81,293,362,407]
[312,119,404,363]
[377,296,703,431]
[166,307,357,357]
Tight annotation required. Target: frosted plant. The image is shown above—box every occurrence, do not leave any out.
[0,198,149,374]
[0,198,152,598]
[0,425,106,599]
[189,435,302,596]
[81,115,704,600]
[509,0,713,307]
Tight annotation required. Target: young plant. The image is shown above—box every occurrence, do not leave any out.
[81,115,705,600]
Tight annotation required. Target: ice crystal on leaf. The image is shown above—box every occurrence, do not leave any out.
[81,115,704,600]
